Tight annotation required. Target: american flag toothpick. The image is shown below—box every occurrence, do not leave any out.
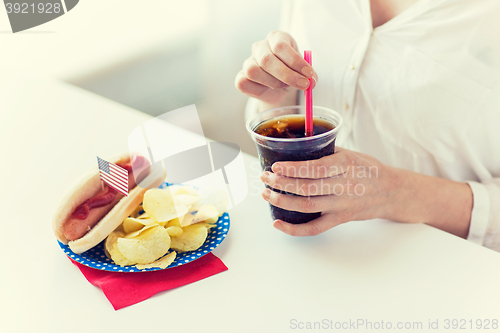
[97,156,129,196]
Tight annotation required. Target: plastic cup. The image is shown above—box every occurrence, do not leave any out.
[246,105,343,224]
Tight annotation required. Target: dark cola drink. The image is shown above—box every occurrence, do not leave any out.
[255,115,334,139]
[249,110,341,224]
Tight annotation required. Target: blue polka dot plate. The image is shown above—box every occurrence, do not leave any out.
[58,182,230,272]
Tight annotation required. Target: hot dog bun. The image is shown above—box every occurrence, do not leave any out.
[52,154,165,254]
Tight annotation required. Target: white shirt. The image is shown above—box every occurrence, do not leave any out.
[248,0,500,251]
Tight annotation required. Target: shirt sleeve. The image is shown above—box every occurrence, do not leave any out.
[465,78,500,251]
[467,179,500,252]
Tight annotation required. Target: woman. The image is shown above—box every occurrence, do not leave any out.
[235,0,500,251]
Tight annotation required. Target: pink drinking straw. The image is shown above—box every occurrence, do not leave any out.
[304,50,313,137]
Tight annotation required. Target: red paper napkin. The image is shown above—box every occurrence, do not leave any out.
[71,253,228,310]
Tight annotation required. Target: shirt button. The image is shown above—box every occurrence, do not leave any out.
[350,65,355,70]
[343,103,349,110]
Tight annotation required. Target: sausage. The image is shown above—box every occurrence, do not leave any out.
[63,190,124,241]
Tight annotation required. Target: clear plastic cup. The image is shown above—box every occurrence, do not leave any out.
[246,105,343,224]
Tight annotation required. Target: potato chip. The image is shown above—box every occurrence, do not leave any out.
[170,224,208,252]
[105,230,125,258]
[205,223,217,229]
[180,213,194,227]
[198,222,217,230]
[192,204,219,224]
[110,244,137,266]
[205,216,218,224]
[104,185,227,267]
[127,217,156,225]
[205,214,221,224]
[125,223,158,238]
[189,187,228,216]
[117,226,171,264]
[123,217,155,234]
[105,231,136,266]
[166,226,183,237]
[168,185,199,197]
[174,194,199,207]
[166,217,181,228]
[135,251,177,270]
[143,188,189,222]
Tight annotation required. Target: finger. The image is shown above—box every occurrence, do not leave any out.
[252,40,310,90]
[273,214,344,236]
[242,57,287,89]
[262,188,337,213]
[311,73,318,89]
[261,171,346,196]
[235,71,270,97]
[267,31,314,78]
[271,151,350,179]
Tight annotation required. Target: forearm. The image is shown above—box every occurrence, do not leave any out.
[386,166,473,238]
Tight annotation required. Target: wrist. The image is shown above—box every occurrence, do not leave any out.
[378,165,410,222]
[381,166,472,238]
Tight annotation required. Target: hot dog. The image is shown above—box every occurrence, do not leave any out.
[52,153,165,254]
[62,154,148,241]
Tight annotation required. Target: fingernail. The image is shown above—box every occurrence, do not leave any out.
[311,76,317,89]
[272,163,281,173]
[261,171,270,182]
[301,66,313,77]
[297,78,309,89]
[273,220,283,231]
[262,188,271,200]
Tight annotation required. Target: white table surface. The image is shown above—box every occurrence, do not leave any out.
[2,74,500,333]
